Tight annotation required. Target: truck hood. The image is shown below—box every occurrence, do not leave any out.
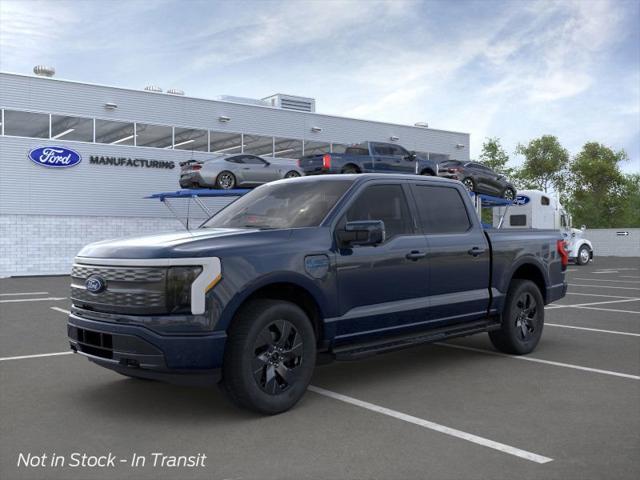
[76,227,292,260]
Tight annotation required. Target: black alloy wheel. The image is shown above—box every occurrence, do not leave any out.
[252,320,303,394]
[284,170,301,179]
[503,188,516,201]
[462,177,475,192]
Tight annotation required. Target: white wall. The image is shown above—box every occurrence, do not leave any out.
[586,228,640,257]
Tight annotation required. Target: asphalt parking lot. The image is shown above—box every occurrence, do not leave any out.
[1,257,639,480]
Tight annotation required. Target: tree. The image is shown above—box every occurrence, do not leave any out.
[619,174,640,227]
[515,135,570,193]
[479,137,513,176]
[567,142,630,228]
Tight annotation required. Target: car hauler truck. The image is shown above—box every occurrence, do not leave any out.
[493,189,593,265]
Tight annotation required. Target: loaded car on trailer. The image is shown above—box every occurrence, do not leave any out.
[437,160,517,200]
[68,174,567,414]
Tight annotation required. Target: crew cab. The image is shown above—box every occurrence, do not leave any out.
[298,141,439,177]
[68,174,568,414]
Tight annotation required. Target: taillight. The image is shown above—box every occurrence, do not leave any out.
[191,164,202,171]
[557,240,569,270]
[297,159,301,167]
[322,154,331,169]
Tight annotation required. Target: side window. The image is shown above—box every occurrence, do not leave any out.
[243,155,266,165]
[226,156,243,164]
[412,185,471,234]
[541,196,550,206]
[343,185,413,240]
[389,145,409,157]
[372,144,392,156]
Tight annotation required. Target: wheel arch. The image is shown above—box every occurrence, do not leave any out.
[341,163,361,173]
[507,260,548,304]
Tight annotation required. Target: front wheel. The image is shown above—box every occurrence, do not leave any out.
[489,279,544,355]
[576,245,591,265]
[462,177,475,192]
[223,299,316,414]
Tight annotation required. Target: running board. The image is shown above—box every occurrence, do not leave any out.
[332,319,500,361]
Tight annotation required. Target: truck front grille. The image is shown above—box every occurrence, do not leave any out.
[71,263,167,315]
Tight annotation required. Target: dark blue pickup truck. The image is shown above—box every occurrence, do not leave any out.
[298,141,439,177]
[68,174,568,414]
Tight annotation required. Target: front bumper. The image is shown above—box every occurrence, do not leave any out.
[68,311,225,384]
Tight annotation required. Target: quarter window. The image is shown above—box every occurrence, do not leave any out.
[412,185,471,234]
[343,185,413,240]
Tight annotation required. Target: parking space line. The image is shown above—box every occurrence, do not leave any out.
[570,306,640,315]
[574,278,640,284]
[566,292,638,299]
[51,307,71,315]
[620,276,640,279]
[546,323,640,337]
[308,385,553,464]
[435,343,640,380]
[0,351,73,362]
[568,284,640,291]
[546,298,640,309]
[0,291,49,296]
[0,297,67,303]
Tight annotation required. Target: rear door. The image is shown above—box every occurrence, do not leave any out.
[409,182,491,324]
[370,143,396,173]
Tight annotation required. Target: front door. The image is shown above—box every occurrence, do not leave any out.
[240,155,275,184]
[410,182,491,324]
[333,182,429,342]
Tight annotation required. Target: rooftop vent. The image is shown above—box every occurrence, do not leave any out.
[262,94,316,113]
[216,95,270,107]
[414,122,429,128]
[33,65,55,77]
[144,85,163,93]
[167,88,185,96]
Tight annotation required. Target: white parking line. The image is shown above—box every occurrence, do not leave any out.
[570,306,640,315]
[51,307,71,315]
[620,276,640,279]
[546,323,640,337]
[0,351,73,362]
[574,278,640,284]
[0,291,49,296]
[568,284,640,291]
[308,385,553,464]
[436,343,640,380]
[0,297,67,303]
[546,298,640,309]
[566,292,638,299]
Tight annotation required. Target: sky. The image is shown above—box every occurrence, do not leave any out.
[1,0,638,172]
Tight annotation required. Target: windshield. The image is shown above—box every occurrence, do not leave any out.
[201,180,353,230]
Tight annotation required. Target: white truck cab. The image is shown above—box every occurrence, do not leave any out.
[493,190,594,265]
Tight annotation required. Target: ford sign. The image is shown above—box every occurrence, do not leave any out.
[85,275,106,294]
[28,146,82,168]
[514,195,530,206]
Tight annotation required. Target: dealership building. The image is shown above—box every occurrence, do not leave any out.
[0,69,470,277]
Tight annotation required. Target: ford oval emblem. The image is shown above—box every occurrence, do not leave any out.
[85,275,106,294]
[28,146,82,168]
[514,195,530,205]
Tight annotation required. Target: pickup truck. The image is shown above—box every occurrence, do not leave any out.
[68,174,568,414]
[298,141,439,177]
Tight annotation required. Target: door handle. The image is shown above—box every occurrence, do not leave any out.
[406,250,427,261]
[468,247,486,257]
[242,167,250,170]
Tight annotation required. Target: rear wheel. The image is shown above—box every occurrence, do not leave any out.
[577,245,590,265]
[223,299,316,414]
[489,279,544,355]
[284,170,301,179]
[341,165,359,174]
[216,171,236,190]
[462,177,475,192]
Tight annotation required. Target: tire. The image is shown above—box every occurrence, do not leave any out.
[462,177,475,192]
[341,165,359,174]
[216,171,236,190]
[576,245,590,265]
[284,170,301,179]
[502,187,516,201]
[222,299,317,414]
[489,279,544,355]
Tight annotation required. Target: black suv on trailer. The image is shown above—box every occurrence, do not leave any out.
[68,174,567,414]
[438,160,516,199]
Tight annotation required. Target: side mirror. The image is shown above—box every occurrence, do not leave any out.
[581,225,586,231]
[263,161,271,166]
[406,151,417,161]
[337,220,385,247]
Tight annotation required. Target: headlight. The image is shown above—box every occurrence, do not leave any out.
[166,266,202,314]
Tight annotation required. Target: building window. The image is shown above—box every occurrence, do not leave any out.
[210,131,243,154]
[95,119,135,145]
[273,137,303,159]
[174,127,208,151]
[243,134,274,156]
[135,123,173,148]
[303,140,331,156]
[51,114,94,142]
[3,110,49,138]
